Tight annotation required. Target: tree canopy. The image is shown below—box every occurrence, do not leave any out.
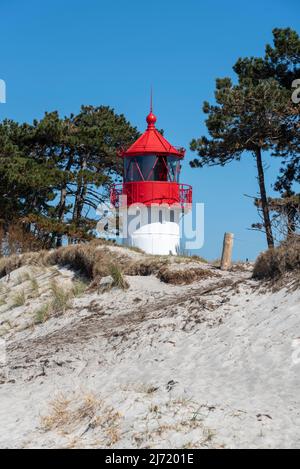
[0,105,139,252]
[190,27,300,247]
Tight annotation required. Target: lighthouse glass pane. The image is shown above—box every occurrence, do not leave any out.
[152,156,168,181]
[124,155,181,182]
[137,155,157,180]
[124,157,143,182]
[167,156,181,182]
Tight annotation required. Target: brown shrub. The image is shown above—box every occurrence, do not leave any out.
[0,255,23,278]
[253,237,300,280]
[127,258,168,276]
[0,240,215,288]
[0,242,133,281]
[46,243,134,280]
[92,249,122,278]
[46,245,96,278]
[0,221,47,256]
[157,266,217,285]
[0,250,50,279]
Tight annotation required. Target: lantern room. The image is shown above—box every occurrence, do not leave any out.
[111,109,192,208]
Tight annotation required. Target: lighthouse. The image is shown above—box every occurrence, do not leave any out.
[110,104,192,255]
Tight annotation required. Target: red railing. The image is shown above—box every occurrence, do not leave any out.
[179,183,193,205]
[110,182,192,208]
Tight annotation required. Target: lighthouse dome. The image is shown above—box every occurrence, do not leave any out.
[146,111,157,126]
[121,109,185,158]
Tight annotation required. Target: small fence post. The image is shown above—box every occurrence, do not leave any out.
[220,232,234,270]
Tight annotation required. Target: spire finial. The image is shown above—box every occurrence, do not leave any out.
[146,87,157,128]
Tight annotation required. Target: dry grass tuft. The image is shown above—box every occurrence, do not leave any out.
[157,266,217,285]
[46,242,134,280]
[49,280,73,314]
[41,394,73,431]
[47,245,96,278]
[30,277,39,295]
[11,289,26,308]
[128,258,168,277]
[34,304,51,324]
[0,251,47,279]
[41,392,122,446]
[109,264,129,290]
[34,278,84,324]
[72,279,88,297]
[253,236,300,283]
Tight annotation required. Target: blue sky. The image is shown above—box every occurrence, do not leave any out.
[1,0,299,260]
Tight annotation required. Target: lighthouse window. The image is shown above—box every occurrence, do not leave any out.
[124,157,143,182]
[152,156,168,181]
[124,154,181,182]
[138,155,157,181]
[167,156,181,183]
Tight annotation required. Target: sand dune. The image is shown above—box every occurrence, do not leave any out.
[0,249,299,448]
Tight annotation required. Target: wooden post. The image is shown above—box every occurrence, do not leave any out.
[220,232,234,270]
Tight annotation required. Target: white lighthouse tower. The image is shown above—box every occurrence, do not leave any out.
[110,104,192,255]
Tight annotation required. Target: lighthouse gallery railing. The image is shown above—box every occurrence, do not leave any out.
[110,182,192,209]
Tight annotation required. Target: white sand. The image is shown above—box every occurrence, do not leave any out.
[0,261,299,448]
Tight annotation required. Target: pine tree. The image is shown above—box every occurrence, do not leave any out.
[0,105,139,251]
[234,28,300,195]
[190,28,299,248]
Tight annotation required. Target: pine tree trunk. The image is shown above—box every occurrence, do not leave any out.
[56,152,73,248]
[73,157,87,224]
[56,186,67,248]
[255,148,274,248]
[287,204,296,239]
[57,187,67,222]
[57,153,73,221]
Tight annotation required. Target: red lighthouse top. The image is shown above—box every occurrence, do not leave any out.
[120,110,185,158]
[111,102,192,208]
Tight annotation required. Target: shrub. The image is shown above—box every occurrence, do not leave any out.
[46,243,133,280]
[0,255,22,278]
[158,266,216,285]
[46,245,95,278]
[0,240,215,289]
[127,258,168,276]
[253,237,300,280]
